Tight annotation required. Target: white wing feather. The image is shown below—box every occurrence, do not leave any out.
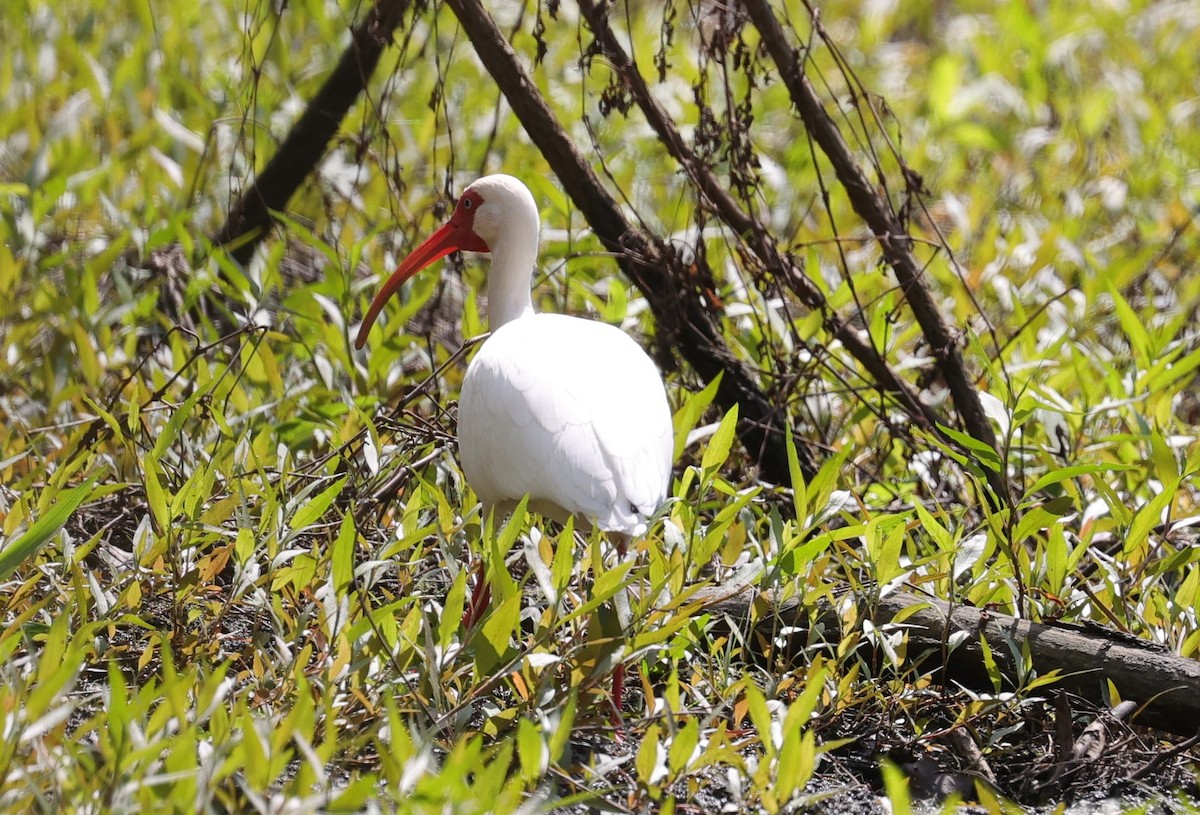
[458,313,673,536]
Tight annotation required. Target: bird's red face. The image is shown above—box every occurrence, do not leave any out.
[354,190,491,349]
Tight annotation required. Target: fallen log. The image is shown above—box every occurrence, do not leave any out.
[696,584,1200,739]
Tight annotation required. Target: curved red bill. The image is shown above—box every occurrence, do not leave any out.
[355,221,476,350]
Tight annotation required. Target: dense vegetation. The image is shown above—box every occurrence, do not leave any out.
[1,0,1198,811]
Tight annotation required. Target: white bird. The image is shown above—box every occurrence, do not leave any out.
[355,174,674,714]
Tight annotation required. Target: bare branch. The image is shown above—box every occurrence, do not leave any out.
[576,0,943,436]
[742,0,1012,506]
[212,0,412,266]
[445,0,813,483]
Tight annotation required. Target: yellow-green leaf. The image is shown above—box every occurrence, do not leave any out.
[331,509,356,595]
[290,476,347,532]
[475,591,521,675]
[0,475,98,580]
[517,717,544,783]
[702,404,739,472]
[636,722,661,785]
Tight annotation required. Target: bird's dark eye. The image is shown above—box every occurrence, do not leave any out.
[462,198,473,209]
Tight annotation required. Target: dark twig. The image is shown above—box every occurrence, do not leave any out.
[742,0,1012,507]
[212,0,412,266]
[576,0,942,439]
[1128,726,1200,782]
[444,0,812,484]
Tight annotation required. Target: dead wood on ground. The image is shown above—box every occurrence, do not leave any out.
[697,583,1200,739]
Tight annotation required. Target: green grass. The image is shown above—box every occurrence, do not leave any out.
[1,0,1199,811]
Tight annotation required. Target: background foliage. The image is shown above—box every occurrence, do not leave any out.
[1,0,1198,811]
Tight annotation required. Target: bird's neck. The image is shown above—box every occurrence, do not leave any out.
[485,235,538,329]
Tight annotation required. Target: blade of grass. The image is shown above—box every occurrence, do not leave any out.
[0,475,99,580]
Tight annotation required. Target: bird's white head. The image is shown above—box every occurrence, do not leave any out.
[457,174,538,249]
[355,174,540,349]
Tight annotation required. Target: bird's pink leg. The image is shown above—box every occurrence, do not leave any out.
[461,560,491,629]
[611,663,626,714]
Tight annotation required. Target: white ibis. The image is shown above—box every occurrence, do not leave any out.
[355,174,674,714]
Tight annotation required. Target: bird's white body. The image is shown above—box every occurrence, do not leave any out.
[357,173,673,535]
[459,312,673,535]
[357,174,672,698]
[444,175,673,536]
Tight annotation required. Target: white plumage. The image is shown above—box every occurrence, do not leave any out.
[356,174,672,714]
[459,312,673,535]
[356,173,673,539]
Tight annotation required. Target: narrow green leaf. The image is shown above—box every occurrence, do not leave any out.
[104,660,129,737]
[329,778,375,810]
[776,726,803,801]
[385,698,413,764]
[589,560,634,609]
[866,515,906,585]
[144,454,170,532]
[487,498,528,605]
[1106,279,1151,367]
[290,476,347,532]
[551,517,575,596]
[672,373,721,461]
[548,693,576,763]
[475,591,520,675]
[234,526,255,564]
[34,609,71,689]
[744,682,774,759]
[914,503,952,552]
[81,395,124,440]
[331,510,356,595]
[1094,477,1133,526]
[1123,478,1179,556]
[1046,524,1069,594]
[702,404,739,472]
[517,717,543,783]
[558,560,634,628]
[169,460,207,522]
[1024,669,1065,693]
[937,424,1002,472]
[668,718,699,774]
[151,376,216,459]
[241,712,268,789]
[1026,463,1134,496]
[880,759,914,815]
[494,495,529,561]
[786,426,808,523]
[806,445,849,527]
[0,475,99,580]
[1145,345,1200,394]
[1149,431,1180,484]
[787,665,827,730]
[978,633,1002,693]
[440,568,467,651]
[636,723,661,784]
[1013,501,1071,544]
[1156,543,1200,575]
